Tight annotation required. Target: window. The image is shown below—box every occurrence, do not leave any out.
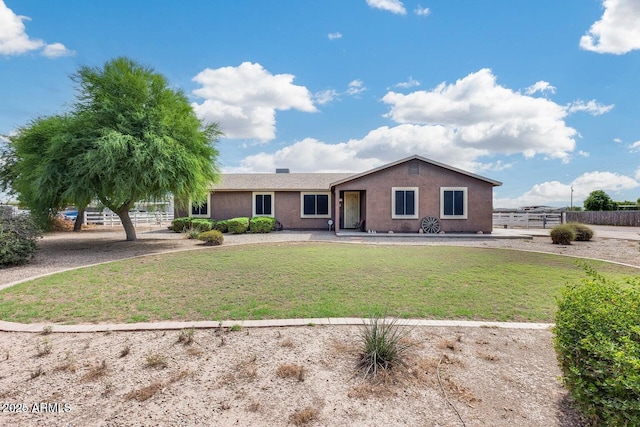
[392,187,419,219]
[301,193,331,218]
[191,201,208,217]
[253,192,274,217]
[441,187,467,219]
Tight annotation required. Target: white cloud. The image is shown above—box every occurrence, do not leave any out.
[313,80,367,105]
[495,170,639,208]
[328,32,342,40]
[42,42,74,58]
[524,81,556,95]
[629,140,640,152]
[414,5,430,16]
[578,150,590,157]
[565,99,614,115]
[224,138,377,173]
[580,0,640,54]
[394,76,421,89]
[191,62,317,141]
[366,0,406,15]
[346,79,367,96]
[314,89,339,105]
[0,1,71,57]
[229,123,505,174]
[573,170,639,192]
[635,168,640,181]
[232,68,612,176]
[382,69,578,162]
[614,137,623,143]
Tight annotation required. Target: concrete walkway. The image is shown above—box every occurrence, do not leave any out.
[0,318,553,334]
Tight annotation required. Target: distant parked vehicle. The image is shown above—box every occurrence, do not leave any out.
[61,210,78,221]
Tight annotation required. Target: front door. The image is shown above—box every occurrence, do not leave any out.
[344,192,360,229]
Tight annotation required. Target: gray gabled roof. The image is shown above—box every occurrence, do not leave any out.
[213,155,502,192]
[213,173,354,192]
[330,155,502,187]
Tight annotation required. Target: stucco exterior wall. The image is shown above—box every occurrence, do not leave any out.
[210,192,252,220]
[334,160,494,233]
[207,191,336,230]
[272,192,335,230]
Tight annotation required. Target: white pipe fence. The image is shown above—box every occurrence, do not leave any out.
[84,211,174,227]
[492,212,563,229]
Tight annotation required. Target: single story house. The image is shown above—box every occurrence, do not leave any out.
[177,155,502,234]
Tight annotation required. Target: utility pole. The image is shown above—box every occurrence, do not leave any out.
[570,186,574,210]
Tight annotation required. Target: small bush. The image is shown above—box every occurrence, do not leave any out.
[171,217,212,233]
[213,220,228,233]
[170,217,192,232]
[550,224,575,245]
[554,265,640,426]
[568,223,594,241]
[190,218,213,232]
[198,230,224,246]
[227,217,249,234]
[0,209,42,268]
[356,316,414,378]
[249,216,275,233]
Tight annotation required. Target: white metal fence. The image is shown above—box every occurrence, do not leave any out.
[84,210,174,227]
[493,212,563,229]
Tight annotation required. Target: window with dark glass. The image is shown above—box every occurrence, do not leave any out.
[303,194,329,216]
[191,202,208,216]
[255,194,272,215]
[443,190,464,216]
[394,190,415,216]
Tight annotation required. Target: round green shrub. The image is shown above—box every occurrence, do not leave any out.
[569,223,593,241]
[190,218,213,232]
[249,216,275,233]
[171,217,192,232]
[550,224,575,245]
[554,267,640,426]
[213,220,228,233]
[197,230,224,246]
[227,217,249,234]
[0,210,42,267]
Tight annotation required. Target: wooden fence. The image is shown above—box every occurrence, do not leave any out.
[84,211,174,227]
[566,211,640,226]
[492,212,563,229]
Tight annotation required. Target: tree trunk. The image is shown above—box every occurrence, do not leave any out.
[73,207,85,232]
[117,209,137,241]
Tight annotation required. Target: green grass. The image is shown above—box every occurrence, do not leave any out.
[0,242,637,324]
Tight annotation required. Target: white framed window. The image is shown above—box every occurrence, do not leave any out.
[440,187,467,219]
[392,187,419,219]
[253,192,274,217]
[190,200,209,217]
[301,192,331,218]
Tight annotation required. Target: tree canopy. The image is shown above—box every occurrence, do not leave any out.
[583,190,616,211]
[0,57,221,241]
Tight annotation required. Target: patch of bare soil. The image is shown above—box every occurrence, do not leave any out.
[0,325,584,426]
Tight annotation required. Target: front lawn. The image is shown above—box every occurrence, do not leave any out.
[0,243,636,324]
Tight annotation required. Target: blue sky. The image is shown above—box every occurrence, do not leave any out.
[1,0,640,208]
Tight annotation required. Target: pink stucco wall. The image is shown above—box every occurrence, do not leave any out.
[208,191,336,230]
[333,160,495,233]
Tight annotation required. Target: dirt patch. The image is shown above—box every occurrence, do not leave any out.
[0,325,584,426]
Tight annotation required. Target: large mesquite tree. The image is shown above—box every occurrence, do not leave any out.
[2,57,221,241]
